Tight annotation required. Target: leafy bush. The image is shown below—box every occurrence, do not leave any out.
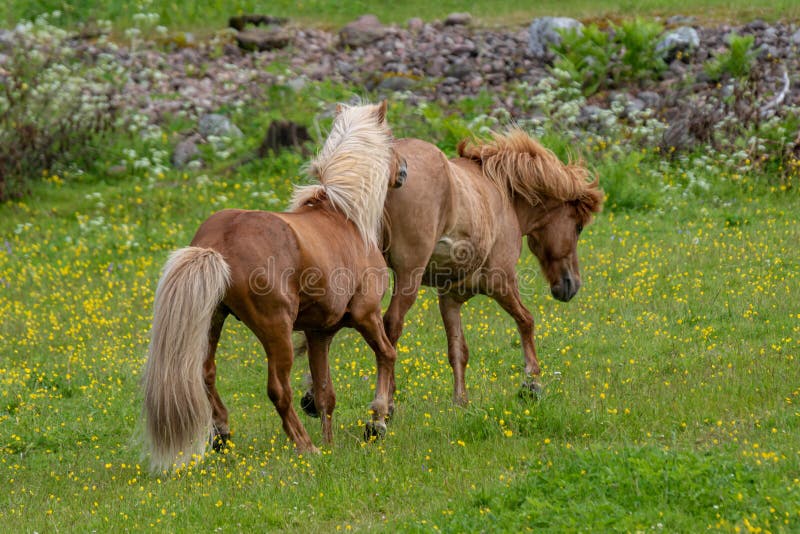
[704,33,756,82]
[551,25,615,96]
[0,15,126,201]
[615,18,667,85]
[551,19,666,96]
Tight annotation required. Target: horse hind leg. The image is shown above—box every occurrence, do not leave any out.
[256,314,318,453]
[204,307,231,452]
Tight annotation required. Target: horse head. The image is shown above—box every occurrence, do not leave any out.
[525,198,592,302]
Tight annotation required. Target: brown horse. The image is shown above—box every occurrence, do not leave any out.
[142,101,401,472]
[302,128,603,413]
[380,130,604,404]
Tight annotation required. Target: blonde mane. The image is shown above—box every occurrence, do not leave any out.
[291,102,394,249]
[458,128,604,221]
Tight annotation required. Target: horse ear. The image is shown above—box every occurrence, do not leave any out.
[375,100,388,123]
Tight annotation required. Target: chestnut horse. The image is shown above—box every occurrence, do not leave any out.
[303,128,602,412]
[142,101,401,472]
[382,130,603,404]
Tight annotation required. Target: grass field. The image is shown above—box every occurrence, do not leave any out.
[4,0,800,31]
[2,2,800,532]
[1,91,798,530]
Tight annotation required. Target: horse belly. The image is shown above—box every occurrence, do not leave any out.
[294,289,352,330]
[423,236,483,289]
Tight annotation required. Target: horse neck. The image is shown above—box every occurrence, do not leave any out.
[512,195,560,235]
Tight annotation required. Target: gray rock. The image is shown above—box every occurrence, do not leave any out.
[339,15,386,47]
[0,30,13,52]
[743,19,767,32]
[656,26,700,62]
[172,135,202,168]
[666,15,696,26]
[637,91,662,109]
[792,29,800,46]
[615,94,646,117]
[446,62,473,80]
[762,27,778,43]
[235,28,291,51]
[407,18,424,32]
[335,60,355,75]
[527,17,584,60]
[198,114,243,140]
[377,75,416,92]
[579,105,605,125]
[668,60,689,79]
[286,76,308,92]
[444,12,472,26]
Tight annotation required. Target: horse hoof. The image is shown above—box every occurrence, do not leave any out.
[300,390,319,418]
[519,379,544,400]
[364,420,387,442]
[211,432,231,452]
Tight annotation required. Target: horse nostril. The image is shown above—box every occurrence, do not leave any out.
[551,273,578,302]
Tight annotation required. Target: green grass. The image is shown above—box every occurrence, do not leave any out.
[2,2,800,529]
[1,87,799,531]
[3,0,800,32]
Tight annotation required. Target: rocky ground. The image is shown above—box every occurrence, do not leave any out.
[3,13,800,156]
[116,15,800,121]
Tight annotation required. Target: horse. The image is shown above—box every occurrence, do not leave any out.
[141,101,402,472]
[302,128,603,412]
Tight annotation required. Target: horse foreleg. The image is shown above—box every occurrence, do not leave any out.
[204,308,230,451]
[487,277,543,397]
[305,331,336,444]
[354,311,397,440]
[438,293,470,406]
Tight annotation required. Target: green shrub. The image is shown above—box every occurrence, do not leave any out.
[0,15,126,201]
[552,19,667,96]
[615,18,667,85]
[551,25,616,96]
[704,33,756,82]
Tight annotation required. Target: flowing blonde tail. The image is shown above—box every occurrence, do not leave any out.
[142,246,231,472]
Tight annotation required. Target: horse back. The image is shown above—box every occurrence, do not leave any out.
[190,208,385,329]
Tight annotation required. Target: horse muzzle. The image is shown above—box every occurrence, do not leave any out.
[550,274,580,302]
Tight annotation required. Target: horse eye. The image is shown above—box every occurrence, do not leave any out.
[576,223,583,235]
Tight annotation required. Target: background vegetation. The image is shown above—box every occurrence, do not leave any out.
[1,2,798,532]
